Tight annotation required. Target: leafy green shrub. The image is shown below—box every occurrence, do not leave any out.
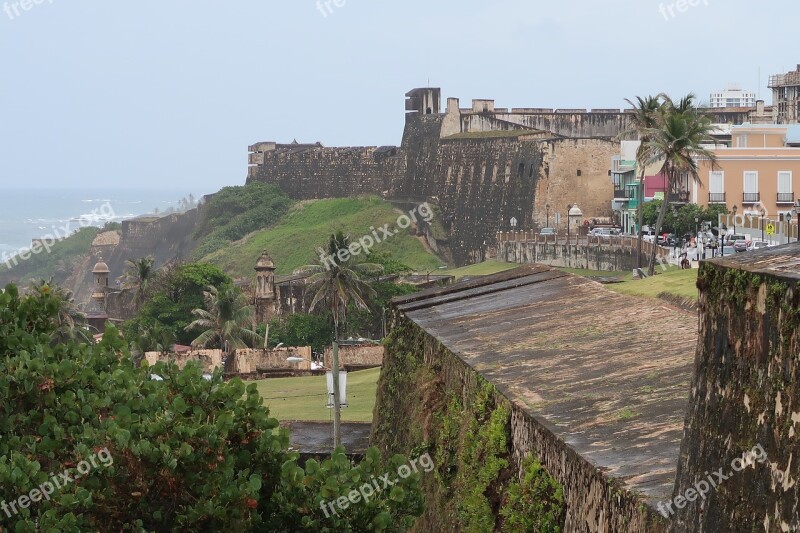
[499,455,565,532]
[0,283,424,531]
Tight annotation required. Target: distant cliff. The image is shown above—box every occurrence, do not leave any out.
[1,210,200,311]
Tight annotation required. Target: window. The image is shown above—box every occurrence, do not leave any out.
[743,171,759,203]
[744,171,758,193]
[778,171,794,203]
[709,171,725,203]
[778,171,792,193]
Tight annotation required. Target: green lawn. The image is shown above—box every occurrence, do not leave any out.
[252,368,380,422]
[557,267,628,279]
[441,260,519,279]
[607,268,699,301]
[201,197,443,278]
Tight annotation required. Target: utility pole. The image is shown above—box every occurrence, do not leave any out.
[332,340,342,450]
[637,178,644,268]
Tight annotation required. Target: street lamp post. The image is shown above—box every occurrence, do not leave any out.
[546,204,550,228]
[796,200,800,242]
[566,204,571,238]
[732,205,738,237]
[792,206,799,243]
[695,216,699,239]
[761,207,767,242]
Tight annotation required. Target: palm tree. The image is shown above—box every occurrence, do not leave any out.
[128,322,176,367]
[31,279,91,344]
[294,232,383,339]
[184,284,261,371]
[294,232,383,448]
[120,256,156,310]
[641,94,718,275]
[621,95,663,269]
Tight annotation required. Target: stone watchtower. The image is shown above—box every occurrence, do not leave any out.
[254,251,276,324]
[91,258,110,307]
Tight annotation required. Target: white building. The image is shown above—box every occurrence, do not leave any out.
[710,85,757,108]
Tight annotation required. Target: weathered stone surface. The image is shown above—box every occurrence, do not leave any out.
[373,264,698,531]
[671,245,800,532]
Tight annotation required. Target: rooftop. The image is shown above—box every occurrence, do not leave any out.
[393,265,697,505]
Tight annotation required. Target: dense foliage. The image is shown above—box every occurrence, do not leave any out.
[642,201,728,237]
[0,284,424,531]
[124,262,232,345]
[264,313,333,354]
[343,282,418,339]
[193,183,294,259]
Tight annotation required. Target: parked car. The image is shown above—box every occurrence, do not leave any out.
[725,234,747,246]
[733,239,750,253]
[539,227,556,236]
[592,227,622,239]
[749,240,771,251]
[658,233,678,246]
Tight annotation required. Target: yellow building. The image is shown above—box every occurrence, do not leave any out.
[696,124,800,220]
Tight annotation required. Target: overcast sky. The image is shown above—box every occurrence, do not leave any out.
[1,0,797,191]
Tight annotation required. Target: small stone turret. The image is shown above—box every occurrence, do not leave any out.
[254,251,276,323]
[91,258,110,303]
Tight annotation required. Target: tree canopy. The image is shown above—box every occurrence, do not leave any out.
[0,283,424,531]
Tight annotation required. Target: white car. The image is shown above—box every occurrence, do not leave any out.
[749,241,771,251]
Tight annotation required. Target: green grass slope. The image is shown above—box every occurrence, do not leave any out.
[607,268,699,301]
[200,197,444,278]
[441,260,519,279]
[253,367,380,422]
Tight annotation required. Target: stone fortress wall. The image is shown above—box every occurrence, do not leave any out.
[246,89,758,266]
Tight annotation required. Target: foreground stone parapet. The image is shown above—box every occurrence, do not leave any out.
[373,264,697,531]
[672,244,800,532]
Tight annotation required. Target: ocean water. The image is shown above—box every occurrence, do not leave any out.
[0,188,203,259]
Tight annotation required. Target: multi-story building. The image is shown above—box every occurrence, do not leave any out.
[609,141,681,234]
[769,65,800,124]
[710,85,757,109]
[610,141,641,234]
[695,123,800,218]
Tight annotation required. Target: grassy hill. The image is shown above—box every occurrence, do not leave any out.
[199,197,444,278]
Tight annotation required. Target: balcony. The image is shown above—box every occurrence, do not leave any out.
[777,192,795,204]
[668,190,690,204]
[708,192,726,204]
[614,189,629,201]
[742,192,761,204]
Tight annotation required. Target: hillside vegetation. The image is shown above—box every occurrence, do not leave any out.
[199,196,444,278]
[0,226,105,286]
